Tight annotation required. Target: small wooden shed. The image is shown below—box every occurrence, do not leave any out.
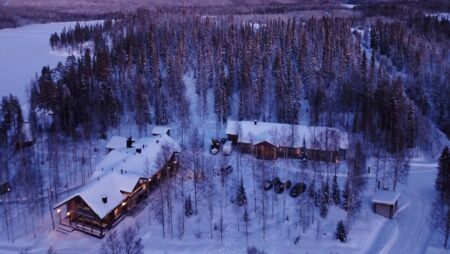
[371,191,400,219]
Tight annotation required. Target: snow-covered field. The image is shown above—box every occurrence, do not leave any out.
[0,21,100,104]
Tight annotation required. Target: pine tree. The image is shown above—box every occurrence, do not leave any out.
[236,178,248,207]
[342,180,349,211]
[332,175,341,205]
[433,146,450,248]
[435,147,450,201]
[184,195,193,217]
[320,181,330,218]
[335,220,347,242]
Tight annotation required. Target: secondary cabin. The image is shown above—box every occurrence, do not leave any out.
[54,134,180,238]
[225,120,348,161]
[371,191,400,219]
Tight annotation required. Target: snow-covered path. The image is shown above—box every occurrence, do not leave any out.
[367,159,437,254]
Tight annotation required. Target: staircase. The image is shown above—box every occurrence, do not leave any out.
[56,224,74,235]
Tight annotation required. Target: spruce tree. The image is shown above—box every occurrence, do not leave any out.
[435,146,450,201]
[432,146,450,248]
[332,175,341,205]
[335,220,347,242]
[236,178,247,207]
[320,181,330,218]
[185,195,193,217]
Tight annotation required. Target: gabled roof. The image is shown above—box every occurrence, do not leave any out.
[96,134,180,178]
[152,126,171,136]
[225,120,348,150]
[56,134,181,219]
[105,136,127,150]
[54,172,142,219]
[371,191,400,205]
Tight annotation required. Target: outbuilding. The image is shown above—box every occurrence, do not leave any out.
[152,126,171,137]
[225,120,348,161]
[371,191,400,219]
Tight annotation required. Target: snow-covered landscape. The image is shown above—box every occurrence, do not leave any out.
[0,21,101,104]
[0,1,450,254]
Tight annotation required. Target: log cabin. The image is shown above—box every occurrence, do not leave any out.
[226,120,348,161]
[54,134,180,238]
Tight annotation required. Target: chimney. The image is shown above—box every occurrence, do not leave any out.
[254,119,258,125]
[102,195,108,204]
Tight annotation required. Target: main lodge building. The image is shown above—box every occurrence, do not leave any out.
[54,133,180,238]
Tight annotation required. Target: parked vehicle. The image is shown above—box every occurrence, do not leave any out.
[210,148,219,155]
[220,165,233,176]
[264,180,273,191]
[210,138,221,155]
[274,183,285,194]
[289,182,307,198]
[223,141,233,155]
[285,180,292,189]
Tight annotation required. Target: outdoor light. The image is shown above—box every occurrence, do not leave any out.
[122,202,127,207]
[66,211,71,216]
[56,208,61,214]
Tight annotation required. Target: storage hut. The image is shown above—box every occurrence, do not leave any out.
[371,191,400,219]
[152,126,171,137]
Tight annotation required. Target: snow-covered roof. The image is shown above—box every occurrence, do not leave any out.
[95,134,180,178]
[55,171,142,219]
[105,136,127,150]
[152,126,171,136]
[371,191,400,205]
[225,120,348,150]
[55,134,181,219]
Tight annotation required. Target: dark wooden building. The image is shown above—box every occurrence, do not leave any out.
[226,120,348,161]
[372,191,400,219]
[54,135,180,238]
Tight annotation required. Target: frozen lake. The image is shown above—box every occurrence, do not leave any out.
[0,21,100,104]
